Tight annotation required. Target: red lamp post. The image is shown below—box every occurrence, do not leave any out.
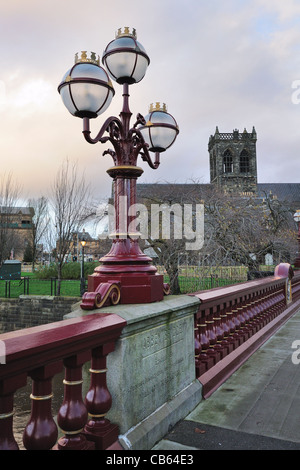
[58,28,179,309]
[294,210,300,269]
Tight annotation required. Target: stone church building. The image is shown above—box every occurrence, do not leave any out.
[138,126,300,207]
[136,127,300,267]
[208,126,258,194]
[207,126,300,205]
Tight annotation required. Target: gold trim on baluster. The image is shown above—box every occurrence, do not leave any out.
[88,412,107,418]
[89,368,107,374]
[30,393,53,401]
[59,428,84,435]
[63,379,83,386]
[0,411,14,419]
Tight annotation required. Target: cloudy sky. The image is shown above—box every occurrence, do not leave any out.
[1,0,300,204]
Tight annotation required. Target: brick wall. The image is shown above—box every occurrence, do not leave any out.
[0,296,81,332]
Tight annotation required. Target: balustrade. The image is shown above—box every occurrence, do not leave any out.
[193,265,300,378]
[0,313,126,450]
[292,275,300,301]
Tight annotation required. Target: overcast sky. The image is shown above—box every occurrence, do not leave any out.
[1,0,300,203]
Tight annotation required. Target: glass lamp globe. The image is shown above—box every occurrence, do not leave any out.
[294,210,300,223]
[102,27,150,84]
[139,103,179,153]
[58,51,115,118]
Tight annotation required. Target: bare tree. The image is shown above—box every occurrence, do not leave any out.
[28,196,49,270]
[205,190,296,270]
[51,159,93,295]
[138,182,204,294]
[138,182,297,292]
[0,173,22,266]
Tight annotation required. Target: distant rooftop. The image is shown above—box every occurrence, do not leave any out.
[0,207,33,215]
[137,182,300,206]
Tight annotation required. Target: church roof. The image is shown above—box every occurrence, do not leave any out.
[137,182,300,207]
[257,183,300,204]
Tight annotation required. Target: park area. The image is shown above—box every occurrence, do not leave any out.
[0,263,273,298]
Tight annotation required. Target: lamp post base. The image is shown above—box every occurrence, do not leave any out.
[80,272,169,310]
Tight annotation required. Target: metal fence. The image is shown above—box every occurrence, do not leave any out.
[0,275,243,298]
[0,277,82,298]
[0,265,275,298]
[156,265,249,294]
[166,274,244,294]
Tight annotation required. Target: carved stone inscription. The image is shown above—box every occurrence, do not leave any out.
[123,316,194,422]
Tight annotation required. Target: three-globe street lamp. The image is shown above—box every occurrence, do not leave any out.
[294,210,300,269]
[58,28,179,309]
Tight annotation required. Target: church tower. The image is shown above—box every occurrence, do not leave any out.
[208,127,258,194]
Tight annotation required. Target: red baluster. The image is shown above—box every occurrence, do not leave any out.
[195,319,202,376]
[236,302,250,342]
[258,293,268,326]
[0,375,27,450]
[56,352,94,450]
[239,300,252,337]
[226,305,240,348]
[84,344,119,450]
[205,316,222,364]
[23,362,62,450]
[245,299,258,334]
[253,295,264,330]
[229,304,244,346]
[220,306,234,354]
[198,322,214,372]
[213,316,228,359]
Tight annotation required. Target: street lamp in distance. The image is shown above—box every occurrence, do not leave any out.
[80,231,87,296]
[294,210,300,269]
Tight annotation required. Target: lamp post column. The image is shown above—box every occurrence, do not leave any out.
[80,232,86,296]
[294,210,300,269]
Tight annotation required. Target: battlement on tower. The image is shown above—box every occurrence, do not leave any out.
[208,126,257,194]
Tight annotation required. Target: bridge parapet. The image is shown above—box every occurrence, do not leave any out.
[192,264,300,396]
[0,313,126,450]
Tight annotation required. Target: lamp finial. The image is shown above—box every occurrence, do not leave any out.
[115,27,137,39]
[149,102,167,113]
[75,51,100,66]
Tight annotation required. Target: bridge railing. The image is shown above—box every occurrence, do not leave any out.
[193,264,300,379]
[0,313,126,450]
[292,272,300,301]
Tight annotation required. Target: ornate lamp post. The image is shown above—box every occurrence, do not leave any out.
[80,231,87,296]
[58,28,179,309]
[294,210,300,269]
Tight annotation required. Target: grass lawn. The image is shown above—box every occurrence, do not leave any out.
[0,270,244,298]
[0,275,81,298]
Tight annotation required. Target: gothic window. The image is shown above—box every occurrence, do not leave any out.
[223,149,233,173]
[240,150,250,173]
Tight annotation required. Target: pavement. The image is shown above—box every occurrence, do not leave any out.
[152,307,300,451]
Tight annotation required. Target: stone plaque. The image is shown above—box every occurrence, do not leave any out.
[105,297,198,433]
